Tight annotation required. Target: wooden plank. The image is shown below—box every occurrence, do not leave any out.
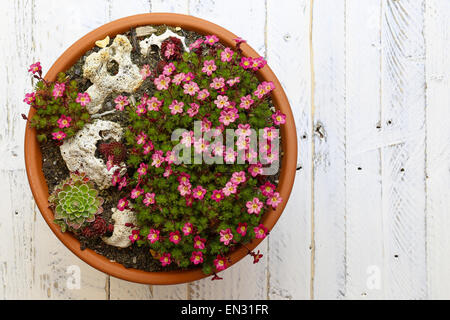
[344,0,385,299]
[311,0,347,299]
[380,0,427,299]
[425,0,450,300]
[187,0,268,299]
[266,0,312,300]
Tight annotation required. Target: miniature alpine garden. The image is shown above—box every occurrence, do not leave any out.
[23,25,286,279]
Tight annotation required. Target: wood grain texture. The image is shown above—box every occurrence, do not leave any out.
[345,0,385,299]
[311,0,347,299]
[266,0,312,300]
[425,0,450,300]
[380,0,427,299]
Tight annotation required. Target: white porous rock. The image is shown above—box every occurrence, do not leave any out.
[102,208,138,248]
[60,120,124,190]
[139,29,189,57]
[83,34,143,114]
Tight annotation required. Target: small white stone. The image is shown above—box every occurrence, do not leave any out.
[102,208,138,248]
[135,26,157,37]
[139,29,189,57]
[60,120,125,190]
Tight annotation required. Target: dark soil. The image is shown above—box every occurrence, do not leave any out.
[40,25,282,273]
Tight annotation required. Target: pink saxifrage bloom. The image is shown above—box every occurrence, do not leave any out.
[254,224,268,239]
[76,92,91,106]
[231,171,247,185]
[117,197,128,211]
[169,99,184,115]
[190,251,204,265]
[193,235,206,249]
[51,131,66,141]
[272,110,286,125]
[220,47,234,62]
[169,231,182,244]
[205,34,219,46]
[182,222,194,236]
[183,81,200,96]
[143,192,156,206]
[57,115,71,129]
[267,192,282,209]
[140,64,152,80]
[130,187,144,199]
[129,230,141,243]
[219,228,234,245]
[147,96,162,111]
[114,95,129,111]
[23,92,35,105]
[210,77,225,90]
[197,89,210,101]
[28,62,42,74]
[147,229,160,243]
[160,253,172,266]
[162,62,176,76]
[211,190,225,202]
[154,74,171,90]
[192,185,207,200]
[246,197,263,215]
[236,222,247,236]
[52,82,66,99]
[202,60,217,76]
[214,95,230,109]
[239,95,254,109]
[151,150,165,168]
[213,255,227,271]
[260,181,276,197]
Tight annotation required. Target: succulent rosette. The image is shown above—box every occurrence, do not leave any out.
[49,172,104,232]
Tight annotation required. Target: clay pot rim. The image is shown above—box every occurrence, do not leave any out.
[24,13,297,285]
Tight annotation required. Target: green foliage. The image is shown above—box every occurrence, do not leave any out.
[49,172,104,232]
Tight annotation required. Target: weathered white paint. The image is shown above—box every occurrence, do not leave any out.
[1,0,449,300]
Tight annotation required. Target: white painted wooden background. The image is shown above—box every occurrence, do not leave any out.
[0,0,449,300]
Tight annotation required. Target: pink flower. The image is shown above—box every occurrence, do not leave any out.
[168,99,184,115]
[180,131,194,147]
[267,192,282,209]
[190,251,204,265]
[187,103,199,117]
[136,132,147,145]
[211,142,224,156]
[160,253,172,266]
[202,60,217,76]
[182,222,194,236]
[130,187,144,199]
[117,197,128,211]
[239,57,253,69]
[236,223,247,236]
[249,163,263,177]
[147,229,160,243]
[162,62,176,76]
[169,231,181,244]
[28,62,42,74]
[260,182,276,196]
[194,138,209,154]
[192,185,207,200]
[246,197,263,215]
[201,117,212,132]
[224,148,237,163]
[213,255,227,271]
[231,171,246,185]
[205,34,219,46]
[111,170,120,185]
[254,83,267,99]
[219,228,234,245]
[263,126,279,141]
[189,38,203,50]
[193,235,206,249]
[219,109,239,126]
[236,124,251,137]
[129,230,141,243]
[154,74,171,90]
[172,72,185,85]
[220,47,234,62]
[106,156,114,171]
[214,95,230,109]
[222,181,237,197]
[210,77,225,90]
[239,95,254,109]
[51,131,66,141]
[23,92,35,105]
[178,182,192,197]
[151,150,165,167]
[118,177,127,190]
[226,76,240,87]
[244,148,258,163]
[254,224,268,239]
[147,97,162,111]
[272,110,286,125]
[143,141,154,155]
[236,136,250,151]
[263,81,275,93]
[183,81,200,96]
[143,192,156,206]
[178,173,191,184]
[197,89,210,101]
[140,64,152,79]
[136,103,147,116]
[211,190,224,202]
[57,115,71,128]
[76,92,91,106]
[164,43,176,59]
[137,163,148,177]
[165,150,177,164]
[164,165,173,178]
[184,72,195,82]
[52,82,65,99]
[114,95,129,111]
[251,57,267,71]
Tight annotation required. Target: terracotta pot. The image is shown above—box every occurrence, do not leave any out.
[24,13,297,285]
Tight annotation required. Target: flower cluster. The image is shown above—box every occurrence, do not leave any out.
[110,34,286,276]
[23,63,91,143]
